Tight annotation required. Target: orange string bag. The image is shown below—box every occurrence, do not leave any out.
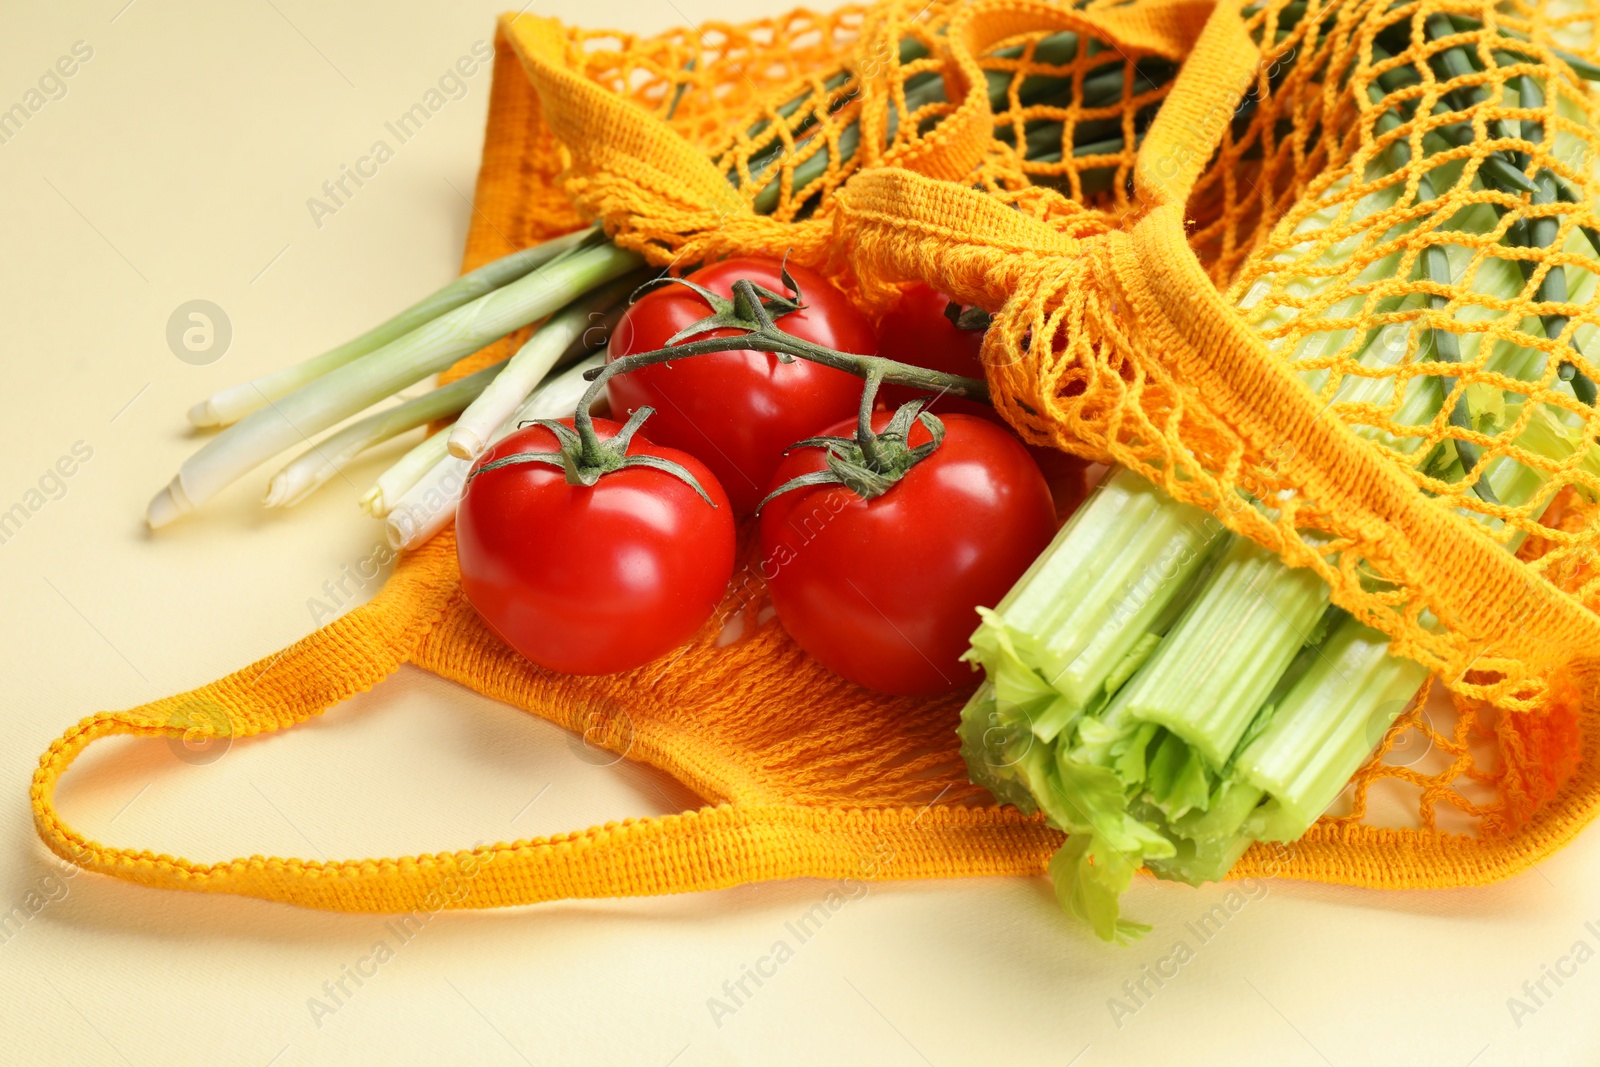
[28,0,1600,919]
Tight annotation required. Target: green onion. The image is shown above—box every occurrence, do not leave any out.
[361,425,451,519]
[187,226,596,428]
[445,274,636,460]
[146,242,642,528]
[385,354,606,550]
[264,357,508,509]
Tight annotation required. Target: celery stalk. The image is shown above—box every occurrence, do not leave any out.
[1117,199,1532,763]
[1113,536,1331,767]
[966,468,1225,743]
[1235,398,1600,842]
[1233,621,1432,840]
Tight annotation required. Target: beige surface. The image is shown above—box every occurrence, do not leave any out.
[3,1,1600,1064]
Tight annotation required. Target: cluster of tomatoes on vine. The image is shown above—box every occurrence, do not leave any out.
[456,257,1085,697]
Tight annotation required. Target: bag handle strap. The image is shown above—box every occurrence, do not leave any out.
[871,0,1221,188]
[30,537,453,903]
[31,534,1060,911]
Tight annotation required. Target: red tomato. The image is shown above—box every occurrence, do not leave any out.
[607,257,874,516]
[759,412,1056,696]
[878,283,994,419]
[456,418,735,675]
[1038,452,1092,524]
[879,283,1092,523]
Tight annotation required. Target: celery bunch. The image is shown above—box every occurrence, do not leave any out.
[962,14,1600,941]
[965,406,1600,940]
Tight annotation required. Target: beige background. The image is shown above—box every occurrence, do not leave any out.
[2,0,1599,1063]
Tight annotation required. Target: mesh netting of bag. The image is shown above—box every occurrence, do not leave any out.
[496,0,1600,850]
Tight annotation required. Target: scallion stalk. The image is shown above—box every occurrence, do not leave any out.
[147,242,643,528]
[187,226,597,428]
[361,425,451,519]
[385,353,607,550]
[264,357,509,508]
[445,274,637,460]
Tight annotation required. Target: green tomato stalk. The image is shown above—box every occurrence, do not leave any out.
[758,369,946,509]
[493,271,988,505]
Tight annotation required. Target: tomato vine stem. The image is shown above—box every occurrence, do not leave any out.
[757,375,947,510]
[578,277,989,415]
[511,271,992,506]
